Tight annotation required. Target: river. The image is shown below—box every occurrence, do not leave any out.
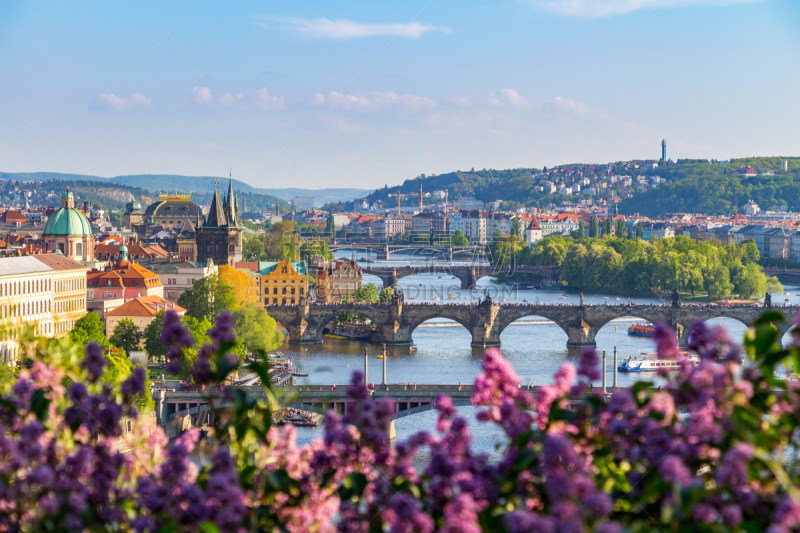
[275,250,800,450]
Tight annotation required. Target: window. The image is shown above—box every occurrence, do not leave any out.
[265,288,269,294]
[101,291,105,298]
[291,298,295,304]
[291,287,295,295]
[281,265,288,274]
[282,287,287,295]
[282,298,287,305]
[300,288,305,296]
[273,298,278,305]
[273,287,278,295]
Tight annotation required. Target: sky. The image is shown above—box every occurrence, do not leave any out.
[1,0,799,192]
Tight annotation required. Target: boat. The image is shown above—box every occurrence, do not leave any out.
[558,296,566,299]
[785,292,790,295]
[449,293,457,297]
[627,323,655,337]
[602,296,609,299]
[615,297,621,300]
[618,352,699,372]
[433,297,441,300]
[409,343,418,352]
[376,355,384,359]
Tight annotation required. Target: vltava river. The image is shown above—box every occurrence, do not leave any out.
[278,251,799,448]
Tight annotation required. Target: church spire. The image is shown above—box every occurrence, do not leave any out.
[226,169,237,226]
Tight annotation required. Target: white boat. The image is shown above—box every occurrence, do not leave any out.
[615,297,621,300]
[618,352,699,372]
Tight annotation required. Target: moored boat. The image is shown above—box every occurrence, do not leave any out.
[627,323,655,337]
[618,352,698,372]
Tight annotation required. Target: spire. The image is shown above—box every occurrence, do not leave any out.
[205,189,227,228]
[226,170,237,226]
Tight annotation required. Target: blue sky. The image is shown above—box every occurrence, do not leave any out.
[1,0,798,191]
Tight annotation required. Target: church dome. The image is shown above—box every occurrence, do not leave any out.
[43,207,92,237]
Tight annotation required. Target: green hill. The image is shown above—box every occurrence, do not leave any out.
[0,172,371,208]
[618,157,800,216]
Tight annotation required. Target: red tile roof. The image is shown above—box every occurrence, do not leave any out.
[105,295,185,317]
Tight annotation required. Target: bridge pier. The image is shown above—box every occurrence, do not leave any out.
[564,319,597,348]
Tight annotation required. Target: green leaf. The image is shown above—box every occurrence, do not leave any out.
[199,522,221,533]
[753,312,785,326]
[30,389,51,422]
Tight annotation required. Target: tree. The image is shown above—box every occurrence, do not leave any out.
[575,221,585,240]
[510,217,523,239]
[218,265,259,305]
[602,217,612,237]
[178,274,237,321]
[589,218,599,238]
[232,303,284,353]
[740,239,760,264]
[615,219,625,238]
[378,287,394,303]
[353,282,379,303]
[451,230,469,246]
[142,310,165,360]
[110,319,142,355]
[704,262,733,299]
[325,213,335,236]
[243,234,269,261]
[71,312,108,348]
[636,221,644,239]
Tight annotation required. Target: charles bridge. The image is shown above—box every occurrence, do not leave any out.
[267,299,800,349]
[360,265,561,289]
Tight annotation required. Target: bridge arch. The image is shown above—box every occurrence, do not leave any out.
[493,312,569,343]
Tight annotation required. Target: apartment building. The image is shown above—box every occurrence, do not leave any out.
[449,210,487,244]
[0,254,88,363]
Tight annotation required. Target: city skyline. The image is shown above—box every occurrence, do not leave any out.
[1,0,798,191]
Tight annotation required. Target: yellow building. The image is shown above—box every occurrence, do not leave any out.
[259,261,308,306]
[35,254,89,336]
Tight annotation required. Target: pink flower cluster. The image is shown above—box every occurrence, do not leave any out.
[2,310,800,532]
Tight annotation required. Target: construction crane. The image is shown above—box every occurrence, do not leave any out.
[388,192,416,214]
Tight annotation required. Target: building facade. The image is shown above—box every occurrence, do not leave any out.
[136,258,216,302]
[105,296,186,336]
[259,260,308,306]
[0,254,88,363]
[141,194,204,231]
[314,259,362,304]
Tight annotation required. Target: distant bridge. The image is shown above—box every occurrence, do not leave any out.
[153,384,477,439]
[330,241,485,260]
[763,268,800,285]
[360,265,561,289]
[267,301,800,349]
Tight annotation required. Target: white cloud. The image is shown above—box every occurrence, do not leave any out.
[311,91,437,112]
[96,92,151,111]
[500,89,531,108]
[444,95,472,107]
[448,90,532,109]
[191,86,212,103]
[552,96,588,114]
[130,93,151,107]
[529,0,764,18]
[259,16,451,39]
[202,141,218,151]
[254,88,285,110]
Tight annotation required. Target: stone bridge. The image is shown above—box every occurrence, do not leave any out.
[763,268,800,286]
[267,301,800,349]
[330,242,485,260]
[360,265,561,289]
[153,385,477,439]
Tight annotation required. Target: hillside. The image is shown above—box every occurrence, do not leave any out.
[324,157,800,216]
[618,157,800,216]
[0,172,371,207]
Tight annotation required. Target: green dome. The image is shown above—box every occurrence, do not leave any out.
[43,207,92,237]
[62,191,74,199]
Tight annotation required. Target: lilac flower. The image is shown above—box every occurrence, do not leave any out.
[653,323,680,359]
[121,366,146,399]
[660,455,692,485]
[160,309,194,347]
[577,347,601,381]
[81,341,106,383]
[208,311,236,346]
[506,510,555,533]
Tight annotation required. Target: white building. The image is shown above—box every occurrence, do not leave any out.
[527,220,543,245]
